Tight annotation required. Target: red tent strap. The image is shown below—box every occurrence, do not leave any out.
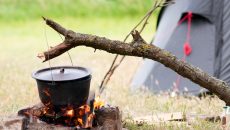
[173,12,193,92]
[184,42,192,56]
[178,11,193,56]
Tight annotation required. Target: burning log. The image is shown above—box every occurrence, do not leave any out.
[0,116,25,130]
[16,104,122,130]
[94,107,122,130]
[1,102,122,129]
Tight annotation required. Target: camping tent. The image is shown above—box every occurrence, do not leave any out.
[131,0,230,95]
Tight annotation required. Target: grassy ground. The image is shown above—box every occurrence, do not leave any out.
[0,1,226,129]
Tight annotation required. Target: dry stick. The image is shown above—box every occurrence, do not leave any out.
[40,17,230,105]
[99,0,165,93]
[100,13,153,93]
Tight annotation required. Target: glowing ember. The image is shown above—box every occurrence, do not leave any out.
[79,105,90,115]
[66,109,74,117]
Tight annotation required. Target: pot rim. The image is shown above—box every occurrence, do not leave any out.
[32,66,91,82]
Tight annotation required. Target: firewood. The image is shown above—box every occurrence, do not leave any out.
[0,116,24,130]
[94,107,122,130]
[1,106,123,130]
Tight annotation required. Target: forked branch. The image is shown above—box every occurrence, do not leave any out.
[39,18,230,105]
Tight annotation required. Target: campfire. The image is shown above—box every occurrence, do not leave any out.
[18,93,105,129]
[15,94,121,130]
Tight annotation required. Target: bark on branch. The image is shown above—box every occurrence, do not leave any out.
[39,18,230,105]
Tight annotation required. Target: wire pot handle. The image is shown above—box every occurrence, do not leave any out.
[44,24,74,84]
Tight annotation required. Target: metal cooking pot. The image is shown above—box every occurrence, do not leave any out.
[32,66,91,111]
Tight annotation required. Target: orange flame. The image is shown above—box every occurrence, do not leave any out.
[78,105,89,116]
[87,114,94,122]
[28,94,106,128]
[94,96,105,110]
[77,118,83,126]
[79,105,90,113]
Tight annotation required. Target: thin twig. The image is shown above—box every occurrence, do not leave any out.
[99,55,119,90]
[99,0,168,94]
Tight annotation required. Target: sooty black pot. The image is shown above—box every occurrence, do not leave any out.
[32,66,91,111]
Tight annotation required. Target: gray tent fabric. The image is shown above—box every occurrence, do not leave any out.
[131,0,226,95]
[219,0,230,83]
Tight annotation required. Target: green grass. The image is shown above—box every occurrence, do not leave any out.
[0,1,226,129]
[0,0,156,22]
[123,119,222,130]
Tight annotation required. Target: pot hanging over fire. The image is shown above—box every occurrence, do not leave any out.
[32,66,91,111]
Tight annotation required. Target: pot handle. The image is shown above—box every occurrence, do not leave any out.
[44,25,73,84]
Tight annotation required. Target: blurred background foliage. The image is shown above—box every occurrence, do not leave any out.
[0,0,155,22]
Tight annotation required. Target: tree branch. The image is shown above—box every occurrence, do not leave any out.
[42,17,68,36]
[39,18,230,105]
